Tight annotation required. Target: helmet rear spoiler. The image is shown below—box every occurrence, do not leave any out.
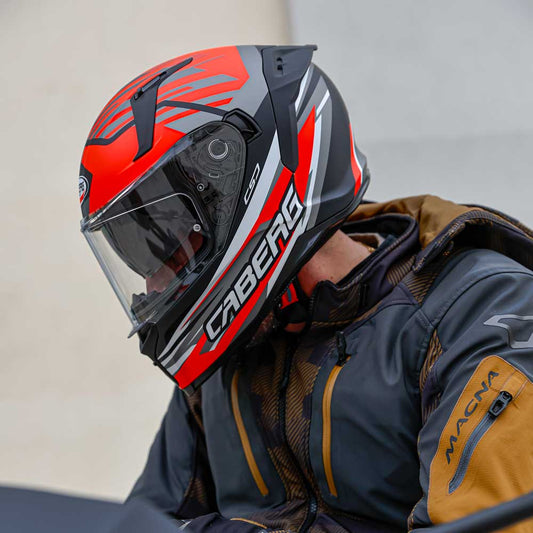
[261,45,317,172]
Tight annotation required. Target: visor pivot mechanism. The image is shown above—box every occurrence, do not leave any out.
[193,223,202,232]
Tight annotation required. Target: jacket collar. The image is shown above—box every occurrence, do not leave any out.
[307,213,419,327]
[307,195,533,328]
[350,195,533,273]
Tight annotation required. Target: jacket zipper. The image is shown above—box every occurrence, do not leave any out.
[322,332,350,497]
[279,338,317,533]
[448,390,513,494]
[231,369,269,497]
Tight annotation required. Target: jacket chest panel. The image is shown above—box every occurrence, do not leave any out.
[202,303,426,526]
[308,306,424,525]
[201,358,287,517]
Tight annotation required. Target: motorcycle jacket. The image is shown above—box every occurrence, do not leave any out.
[128,195,533,533]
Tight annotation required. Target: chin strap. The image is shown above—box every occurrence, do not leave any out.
[275,277,310,328]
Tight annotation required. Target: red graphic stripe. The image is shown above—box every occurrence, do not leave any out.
[175,232,292,389]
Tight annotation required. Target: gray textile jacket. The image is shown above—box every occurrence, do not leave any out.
[127,196,533,533]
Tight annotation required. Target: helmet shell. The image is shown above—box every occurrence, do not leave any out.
[80,45,369,391]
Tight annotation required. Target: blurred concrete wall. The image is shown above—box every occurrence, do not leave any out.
[0,0,289,500]
[288,0,533,225]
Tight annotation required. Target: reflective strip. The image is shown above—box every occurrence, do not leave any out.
[231,370,269,497]
[322,358,350,498]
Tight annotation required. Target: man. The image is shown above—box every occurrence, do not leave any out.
[79,45,533,532]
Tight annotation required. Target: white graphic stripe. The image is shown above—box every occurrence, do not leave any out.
[316,90,330,118]
[295,67,311,113]
[351,124,363,175]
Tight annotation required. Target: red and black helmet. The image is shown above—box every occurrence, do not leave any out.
[79,45,369,392]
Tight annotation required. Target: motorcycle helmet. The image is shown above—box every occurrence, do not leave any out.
[79,45,369,392]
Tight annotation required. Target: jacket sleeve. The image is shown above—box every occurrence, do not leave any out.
[127,387,216,518]
[409,269,533,532]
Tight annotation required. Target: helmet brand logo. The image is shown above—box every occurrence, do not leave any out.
[244,163,261,205]
[445,369,499,464]
[79,176,89,203]
[205,180,304,341]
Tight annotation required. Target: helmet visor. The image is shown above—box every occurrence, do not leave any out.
[81,122,246,332]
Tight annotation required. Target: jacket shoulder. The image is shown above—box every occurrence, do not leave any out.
[402,248,533,319]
